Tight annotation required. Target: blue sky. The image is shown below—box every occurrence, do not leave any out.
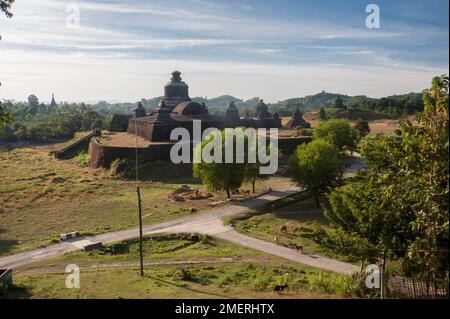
[0,0,448,103]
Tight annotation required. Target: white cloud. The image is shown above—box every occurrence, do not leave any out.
[0,0,446,103]
[0,48,446,103]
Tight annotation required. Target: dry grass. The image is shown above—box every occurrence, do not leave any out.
[8,235,354,299]
[0,147,266,256]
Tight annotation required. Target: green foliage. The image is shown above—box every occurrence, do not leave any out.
[0,0,14,18]
[334,95,346,109]
[302,180,414,267]
[244,162,268,194]
[345,92,424,115]
[0,99,107,142]
[288,139,344,206]
[354,119,370,139]
[74,151,90,168]
[294,127,313,137]
[193,129,275,198]
[305,75,449,279]
[266,91,423,116]
[0,102,12,131]
[193,131,248,199]
[306,271,360,297]
[319,107,326,120]
[312,119,358,151]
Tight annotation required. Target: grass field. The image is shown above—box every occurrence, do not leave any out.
[227,193,335,257]
[6,234,359,299]
[0,147,266,256]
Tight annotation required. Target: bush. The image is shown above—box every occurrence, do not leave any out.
[307,272,359,297]
[313,119,358,151]
[74,151,90,167]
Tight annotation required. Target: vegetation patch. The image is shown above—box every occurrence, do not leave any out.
[8,234,360,299]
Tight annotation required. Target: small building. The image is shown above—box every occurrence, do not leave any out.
[286,107,311,128]
[121,71,283,141]
[224,101,241,126]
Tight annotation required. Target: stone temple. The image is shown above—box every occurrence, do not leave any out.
[124,71,282,142]
[89,71,310,168]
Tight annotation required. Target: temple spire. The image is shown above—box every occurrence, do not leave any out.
[50,93,57,108]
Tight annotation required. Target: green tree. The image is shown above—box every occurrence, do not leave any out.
[318,107,326,121]
[334,95,346,109]
[193,131,247,199]
[244,163,267,194]
[0,102,12,130]
[354,119,370,139]
[0,0,14,18]
[288,139,344,207]
[302,178,414,273]
[313,119,357,151]
[306,75,449,284]
[27,94,39,115]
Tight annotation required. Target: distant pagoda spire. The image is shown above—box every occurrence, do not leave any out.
[50,93,57,108]
[134,101,146,117]
[225,101,240,123]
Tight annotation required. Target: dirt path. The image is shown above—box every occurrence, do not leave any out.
[0,164,363,275]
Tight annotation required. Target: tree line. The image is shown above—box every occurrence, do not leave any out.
[0,97,108,142]
[192,75,448,287]
[298,75,449,286]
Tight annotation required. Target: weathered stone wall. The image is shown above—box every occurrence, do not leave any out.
[89,136,311,168]
[277,136,312,156]
[89,138,176,168]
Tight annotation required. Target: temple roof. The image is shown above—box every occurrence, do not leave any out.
[256,99,272,119]
[134,102,146,117]
[172,101,208,116]
[163,71,191,109]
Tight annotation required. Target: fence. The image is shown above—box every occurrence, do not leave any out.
[386,275,449,299]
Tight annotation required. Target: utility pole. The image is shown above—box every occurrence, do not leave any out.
[134,111,144,277]
[137,186,144,277]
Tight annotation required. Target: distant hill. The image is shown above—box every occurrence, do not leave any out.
[98,90,423,117]
[306,108,399,122]
[267,91,423,116]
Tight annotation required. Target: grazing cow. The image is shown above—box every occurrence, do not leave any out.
[287,243,303,254]
[279,225,288,233]
[291,225,300,233]
[274,284,288,294]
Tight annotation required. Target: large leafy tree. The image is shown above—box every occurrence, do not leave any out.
[194,129,277,199]
[304,75,449,282]
[193,131,248,199]
[302,175,415,273]
[313,119,358,151]
[288,139,344,206]
[0,102,12,130]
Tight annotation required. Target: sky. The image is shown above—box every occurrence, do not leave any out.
[0,0,448,103]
